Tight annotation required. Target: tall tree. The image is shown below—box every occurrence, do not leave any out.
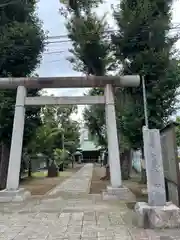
[83,88,106,147]
[112,0,180,149]
[61,0,134,179]
[0,0,45,189]
[60,0,111,146]
[111,0,180,182]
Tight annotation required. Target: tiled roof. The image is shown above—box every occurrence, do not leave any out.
[80,140,101,151]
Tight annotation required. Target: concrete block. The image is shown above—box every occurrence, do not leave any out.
[0,188,31,202]
[134,202,180,229]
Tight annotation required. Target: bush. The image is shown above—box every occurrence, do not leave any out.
[53,148,70,170]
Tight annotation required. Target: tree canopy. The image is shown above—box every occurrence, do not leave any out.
[0,0,45,146]
[61,0,180,153]
[60,0,113,148]
[31,103,80,158]
[111,0,180,149]
[0,0,45,188]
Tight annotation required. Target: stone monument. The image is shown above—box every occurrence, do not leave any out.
[135,127,180,228]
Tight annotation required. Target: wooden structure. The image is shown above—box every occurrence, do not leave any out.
[160,122,180,206]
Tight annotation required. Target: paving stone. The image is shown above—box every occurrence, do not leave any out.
[48,164,93,196]
[98,237,114,240]
[129,228,148,240]
[159,237,173,240]
[97,231,114,238]
[0,164,179,240]
[81,238,97,240]
[113,236,132,240]
[109,217,125,226]
[71,212,84,221]
[84,212,96,221]
[82,230,98,238]
[68,221,83,227]
[67,226,82,233]
[83,220,97,226]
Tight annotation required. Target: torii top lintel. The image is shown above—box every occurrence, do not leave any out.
[0,75,140,89]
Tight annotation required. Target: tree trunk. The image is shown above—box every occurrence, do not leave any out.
[101,150,132,181]
[106,165,110,179]
[28,159,32,177]
[121,149,132,180]
[48,160,58,177]
[71,159,74,168]
[100,150,110,180]
[46,158,49,169]
[100,165,110,180]
[0,142,10,190]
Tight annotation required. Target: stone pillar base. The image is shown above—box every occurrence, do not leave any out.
[102,185,136,201]
[134,202,180,229]
[0,188,31,202]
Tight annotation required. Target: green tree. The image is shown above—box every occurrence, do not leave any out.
[111,0,180,150]
[41,104,80,153]
[61,0,132,152]
[111,0,180,183]
[61,0,132,179]
[83,88,106,147]
[0,0,45,189]
[61,0,134,179]
[62,0,180,182]
[60,0,111,146]
[31,104,80,170]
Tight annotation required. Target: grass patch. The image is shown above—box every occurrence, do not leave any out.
[32,171,47,177]
[32,170,74,178]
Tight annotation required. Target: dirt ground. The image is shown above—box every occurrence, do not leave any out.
[20,165,82,195]
[90,164,110,194]
[124,170,148,209]
[90,165,148,208]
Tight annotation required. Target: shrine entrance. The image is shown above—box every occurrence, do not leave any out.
[0,75,139,201]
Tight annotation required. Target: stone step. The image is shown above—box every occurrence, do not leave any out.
[102,186,136,201]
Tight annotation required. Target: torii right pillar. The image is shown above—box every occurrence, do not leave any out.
[103,84,135,201]
[105,84,122,187]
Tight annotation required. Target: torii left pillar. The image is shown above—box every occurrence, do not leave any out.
[0,86,30,202]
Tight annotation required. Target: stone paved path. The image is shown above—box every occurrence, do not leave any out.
[0,164,179,240]
[48,164,92,196]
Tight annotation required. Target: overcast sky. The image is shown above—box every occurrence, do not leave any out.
[36,0,180,120]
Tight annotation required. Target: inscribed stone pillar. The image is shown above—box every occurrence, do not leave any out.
[105,84,122,187]
[6,86,26,190]
[143,126,166,206]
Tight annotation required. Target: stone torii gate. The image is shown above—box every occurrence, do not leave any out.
[0,75,139,202]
